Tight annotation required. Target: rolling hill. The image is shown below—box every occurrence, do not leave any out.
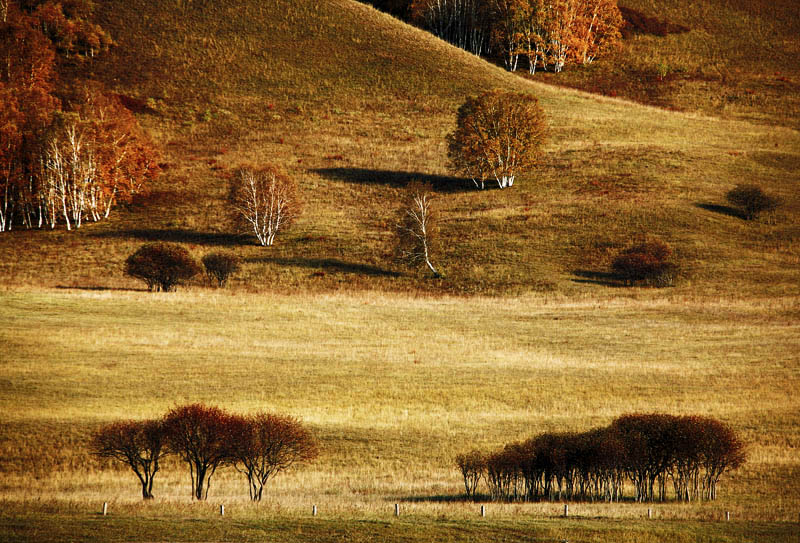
[0,0,797,297]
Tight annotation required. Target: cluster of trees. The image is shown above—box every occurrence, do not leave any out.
[91,403,318,501]
[0,0,158,232]
[456,414,745,503]
[125,242,241,291]
[408,0,623,73]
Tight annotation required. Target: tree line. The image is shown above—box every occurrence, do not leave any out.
[0,0,159,232]
[372,0,623,73]
[91,403,318,501]
[456,414,745,503]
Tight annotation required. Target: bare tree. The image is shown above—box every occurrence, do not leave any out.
[229,165,301,246]
[395,181,440,277]
[90,419,168,499]
[231,413,318,502]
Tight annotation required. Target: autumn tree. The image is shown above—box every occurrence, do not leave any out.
[231,413,318,502]
[229,165,301,246]
[202,251,241,287]
[163,404,239,501]
[448,89,548,189]
[90,419,168,500]
[611,238,677,287]
[455,449,485,498]
[725,184,781,221]
[125,243,202,292]
[395,181,440,277]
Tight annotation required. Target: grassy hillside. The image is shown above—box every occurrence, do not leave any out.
[0,0,797,296]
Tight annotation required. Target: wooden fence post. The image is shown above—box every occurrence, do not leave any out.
[312,505,317,516]
[394,504,400,516]
[102,502,108,516]
[564,504,569,517]
[481,505,485,517]
[220,504,225,516]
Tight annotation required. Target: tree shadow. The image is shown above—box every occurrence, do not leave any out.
[90,228,249,246]
[55,285,148,292]
[247,256,402,278]
[313,168,478,193]
[571,270,625,287]
[695,202,745,220]
[397,494,490,504]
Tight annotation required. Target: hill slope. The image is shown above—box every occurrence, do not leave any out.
[0,0,798,296]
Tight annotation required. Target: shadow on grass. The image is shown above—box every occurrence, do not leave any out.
[571,270,625,287]
[247,256,402,278]
[695,202,745,220]
[313,168,477,193]
[56,285,148,292]
[90,228,249,246]
[398,494,489,504]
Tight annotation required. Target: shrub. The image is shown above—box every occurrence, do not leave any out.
[725,184,781,221]
[202,252,241,287]
[124,242,201,292]
[455,449,485,498]
[611,238,677,287]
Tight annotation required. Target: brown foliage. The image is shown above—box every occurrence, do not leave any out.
[230,413,318,501]
[162,403,240,501]
[124,242,201,292]
[90,419,167,499]
[611,238,677,287]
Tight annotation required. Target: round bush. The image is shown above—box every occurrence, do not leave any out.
[612,238,677,287]
[202,252,241,287]
[725,184,780,220]
[125,242,201,292]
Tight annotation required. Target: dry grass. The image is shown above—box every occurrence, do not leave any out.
[0,289,797,529]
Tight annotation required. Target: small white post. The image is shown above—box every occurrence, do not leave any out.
[312,505,317,516]
[102,502,108,516]
[726,511,730,521]
[394,503,400,516]
[564,504,569,517]
[481,505,485,517]
[648,508,652,519]
[220,504,225,516]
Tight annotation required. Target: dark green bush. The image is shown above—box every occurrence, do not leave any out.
[202,252,241,287]
[125,242,201,292]
[726,184,781,220]
[612,238,677,287]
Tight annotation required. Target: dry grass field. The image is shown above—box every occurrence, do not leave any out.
[0,0,799,541]
[1,289,798,541]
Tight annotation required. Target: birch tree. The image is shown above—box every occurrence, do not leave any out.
[395,181,440,277]
[447,89,548,189]
[229,165,301,246]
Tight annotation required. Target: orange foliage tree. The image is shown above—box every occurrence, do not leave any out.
[447,89,548,189]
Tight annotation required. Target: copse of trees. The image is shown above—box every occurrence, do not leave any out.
[457,414,744,503]
[408,0,623,73]
[0,1,157,232]
[90,404,318,501]
[202,251,242,287]
[448,89,548,189]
